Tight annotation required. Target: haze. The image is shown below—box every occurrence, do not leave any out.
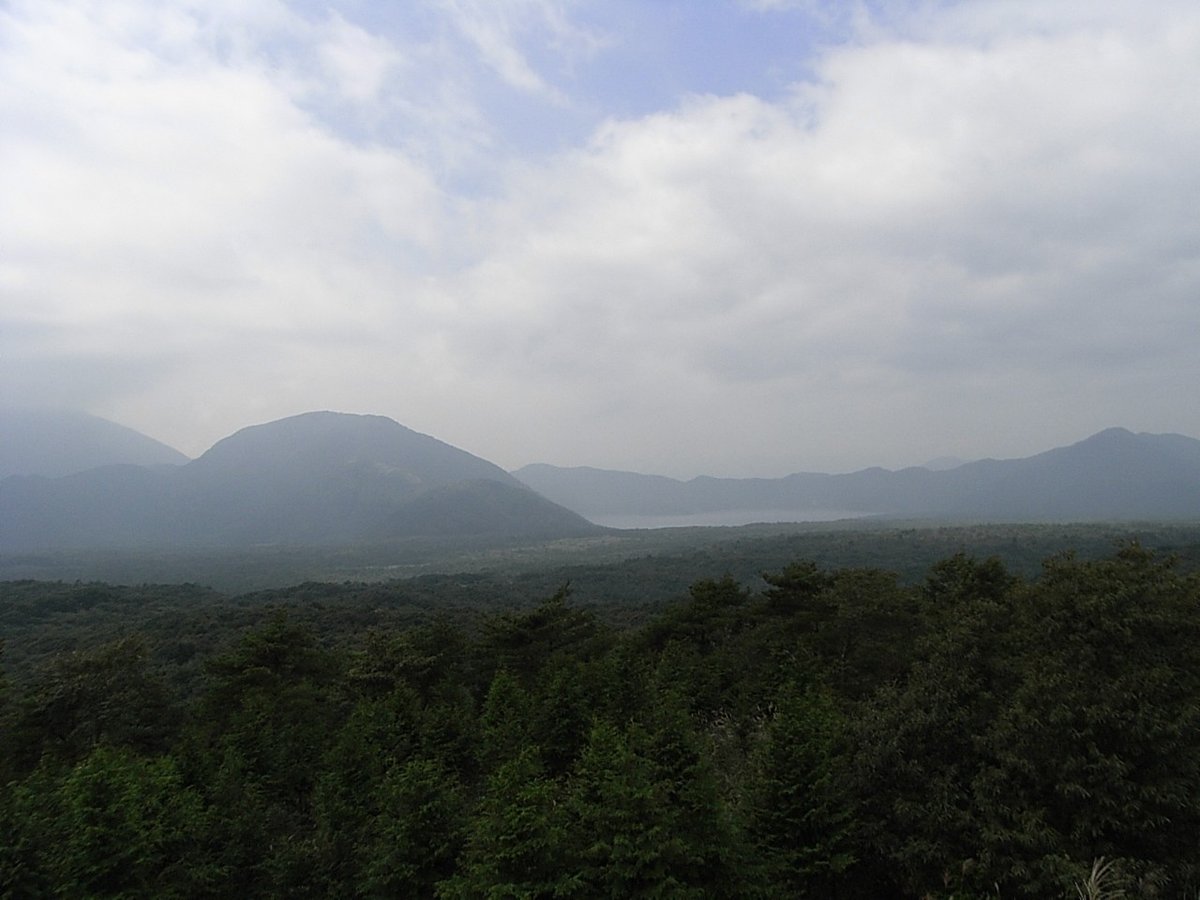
[3,0,1198,478]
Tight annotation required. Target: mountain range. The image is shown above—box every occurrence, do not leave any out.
[0,411,596,551]
[3,412,1198,553]
[514,428,1200,525]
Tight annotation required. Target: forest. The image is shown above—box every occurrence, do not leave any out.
[2,539,1199,897]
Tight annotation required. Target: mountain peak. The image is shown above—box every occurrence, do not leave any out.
[0,407,188,478]
[192,410,517,486]
[1046,426,1200,459]
[1081,426,1137,443]
[1,410,598,549]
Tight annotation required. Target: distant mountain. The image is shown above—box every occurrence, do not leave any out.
[0,412,598,550]
[511,465,701,516]
[514,428,1200,524]
[921,456,969,471]
[0,408,188,478]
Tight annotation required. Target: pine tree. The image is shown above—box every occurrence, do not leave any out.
[563,720,687,897]
[439,746,569,899]
[750,682,856,896]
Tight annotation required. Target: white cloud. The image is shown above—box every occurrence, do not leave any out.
[318,13,403,104]
[420,2,1200,473]
[433,0,599,101]
[3,0,1199,474]
[0,0,451,448]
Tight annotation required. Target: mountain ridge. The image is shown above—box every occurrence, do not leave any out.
[0,408,189,478]
[1,411,597,550]
[513,428,1200,524]
[5,414,1198,548]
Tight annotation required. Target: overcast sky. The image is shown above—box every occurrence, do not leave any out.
[3,0,1198,477]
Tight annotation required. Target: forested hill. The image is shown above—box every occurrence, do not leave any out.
[515,427,1200,522]
[0,411,598,550]
[1,544,1198,896]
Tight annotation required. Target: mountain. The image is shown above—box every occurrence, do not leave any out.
[0,412,598,550]
[0,408,189,478]
[514,428,1200,524]
[921,456,969,471]
[7,419,1196,550]
[511,465,701,516]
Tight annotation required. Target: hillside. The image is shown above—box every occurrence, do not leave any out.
[514,428,1200,523]
[0,408,189,478]
[0,412,598,550]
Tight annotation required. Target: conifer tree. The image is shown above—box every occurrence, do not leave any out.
[750,682,856,896]
[563,720,687,897]
[439,746,568,899]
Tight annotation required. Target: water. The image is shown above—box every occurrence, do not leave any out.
[590,508,873,529]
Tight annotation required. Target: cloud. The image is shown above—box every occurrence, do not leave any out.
[0,0,450,440]
[3,0,1199,475]
[428,2,1200,472]
[318,13,403,104]
[433,0,600,102]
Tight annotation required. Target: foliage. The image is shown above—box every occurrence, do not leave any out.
[3,542,1200,897]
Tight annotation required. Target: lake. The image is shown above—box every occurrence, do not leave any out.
[591,508,874,529]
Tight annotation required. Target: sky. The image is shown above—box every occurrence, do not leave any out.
[3,0,1199,477]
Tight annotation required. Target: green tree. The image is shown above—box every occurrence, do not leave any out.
[0,641,15,787]
[346,617,471,702]
[313,686,425,891]
[643,576,753,654]
[850,546,1200,896]
[761,560,832,620]
[529,656,593,776]
[191,615,340,805]
[180,615,344,897]
[360,756,466,898]
[478,585,602,686]
[439,746,568,899]
[562,720,687,897]
[847,555,1022,896]
[970,546,1200,894]
[750,682,856,896]
[478,669,533,767]
[1,747,212,899]
[633,687,755,898]
[15,636,176,769]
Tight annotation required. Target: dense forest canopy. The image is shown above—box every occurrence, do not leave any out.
[2,539,1199,897]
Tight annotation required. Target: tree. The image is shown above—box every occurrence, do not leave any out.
[849,546,1200,896]
[761,561,831,619]
[643,576,753,654]
[313,687,425,891]
[1,747,212,898]
[360,756,466,897]
[562,720,688,897]
[633,686,756,898]
[15,636,177,769]
[749,683,856,896]
[846,556,1022,896]
[478,669,533,767]
[439,746,568,899]
[478,585,602,686]
[528,656,592,776]
[180,615,344,896]
[970,546,1200,894]
[191,614,340,805]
